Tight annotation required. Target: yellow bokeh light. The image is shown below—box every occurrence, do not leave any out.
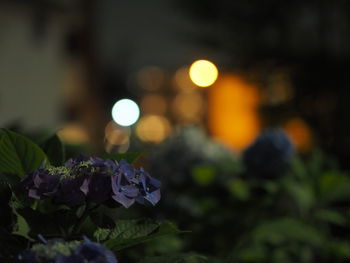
[189,60,218,87]
[172,91,204,123]
[136,115,171,143]
[57,123,89,144]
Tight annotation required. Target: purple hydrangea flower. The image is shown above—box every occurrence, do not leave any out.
[54,176,87,207]
[22,168,60,200]
[82,173,112,204]
[137,169,161,206]
[64,155,90,168]
[111,162,161,208]
[80,158,117,204]
[111,173,139,208]
[72,238,117,263]
[21,155,161,208]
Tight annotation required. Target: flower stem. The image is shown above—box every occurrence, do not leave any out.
[70,203,99,237]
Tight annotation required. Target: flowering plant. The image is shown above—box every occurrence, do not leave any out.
[0,129,182,263]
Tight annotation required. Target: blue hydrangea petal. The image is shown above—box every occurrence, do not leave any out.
[144,189,161,206]
[112,192,135,208]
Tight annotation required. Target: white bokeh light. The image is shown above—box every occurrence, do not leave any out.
[111,99,140,126]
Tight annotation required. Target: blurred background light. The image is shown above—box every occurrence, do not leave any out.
[174,66,196,92]
[189,60,218,87]
[57,123,90,144]
[136,115,171,143]
[172,91,205,123]
[104,121,130,153]
[284,118,312,152]
[111,99,140,126]
[208,74,260,151]
[140,94,167,115]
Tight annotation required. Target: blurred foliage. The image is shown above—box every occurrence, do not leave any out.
[143,127,350,263]
[4,125,350,262]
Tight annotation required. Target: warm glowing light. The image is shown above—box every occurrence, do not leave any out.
[208,75,260,151]
[172,91,204,123]
[111,99,140,126]
[174,66,196,92]
[104,121,130,153]
[284,118,312,152]
[57,123,89,144]
[189,60,218,87]
[105,121,130,146]
[136,115,171,143]
[140,94,167,115]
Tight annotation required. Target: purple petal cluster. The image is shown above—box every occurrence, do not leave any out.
[111,160,161,208]
[16,238,117,263]
[21,156,161,208]
[21,168,60,200]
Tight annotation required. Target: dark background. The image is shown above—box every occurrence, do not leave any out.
[1,0,350,168]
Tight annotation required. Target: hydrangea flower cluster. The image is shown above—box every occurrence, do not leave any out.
[21,156,161,208]
[16,238,117,263]
[150,126,234,186]
[243,129,294,179]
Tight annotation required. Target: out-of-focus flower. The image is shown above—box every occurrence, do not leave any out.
[21,156,161,208]
[16,238,117,263]
[71,237,117,263]
[149,126,235,186]
[243,129,294,178]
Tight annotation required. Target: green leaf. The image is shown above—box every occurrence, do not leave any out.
[314,209,347,225]
[102,152,143,164]
[9,193,32,241]
[90,211,116,229]
[95,219,160,243]
[228,178,250,200]
[100,220,186,251]
[192,165,216,186]
[318,172,350,204]
[40,134,65,166]
[0,129,47,177]
[285,180,315,213]
[253,218,324,246]
[12,209,32,241]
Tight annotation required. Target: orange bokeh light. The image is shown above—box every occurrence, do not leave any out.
[208,74,260,151]
[284,118,312,152]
